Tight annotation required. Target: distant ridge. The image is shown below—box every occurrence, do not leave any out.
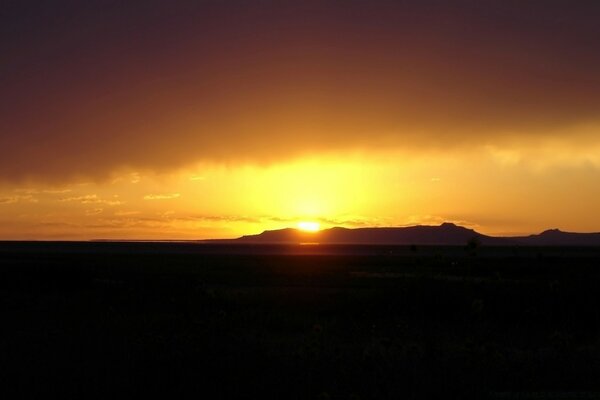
[204,223,600,246]
[515,229,600,246]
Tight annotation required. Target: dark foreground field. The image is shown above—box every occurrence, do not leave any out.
[2,243,600,399]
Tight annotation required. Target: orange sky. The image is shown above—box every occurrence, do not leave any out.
[1,1,600,239]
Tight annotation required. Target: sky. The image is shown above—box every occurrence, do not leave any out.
[1,0,600,239]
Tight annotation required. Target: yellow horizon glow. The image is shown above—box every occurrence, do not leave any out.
[2,148,600,240]
[297,221,320,232]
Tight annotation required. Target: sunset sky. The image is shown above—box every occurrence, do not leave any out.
[2,0,600,240]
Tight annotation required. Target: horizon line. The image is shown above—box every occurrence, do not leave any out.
[1,222,592,243]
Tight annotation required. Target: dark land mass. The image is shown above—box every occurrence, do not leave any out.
[2,242,600,399]
[208,222,600,246]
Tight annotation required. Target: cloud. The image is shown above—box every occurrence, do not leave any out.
[14,188,72,195]
[85,208,104,216]
[0,195,38,204]
[114,210,141,216]
[143,193,181,200]
[43,189,73,194]
[129,173,141,184]
[1,1,600,182]
[59,194,123,206]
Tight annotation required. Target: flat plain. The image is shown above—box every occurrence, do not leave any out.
[1,242,600,399]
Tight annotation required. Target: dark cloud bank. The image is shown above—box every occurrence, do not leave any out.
[1,0,600,181]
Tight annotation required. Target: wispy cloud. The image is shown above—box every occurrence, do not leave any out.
[85,208,104,216]
[60,194,97,203]
[114,210,141,216]
[43,188,73,194]
[15,188,72,195]
[0,195,38,204]
[143,193,181,200]
[130,173,141,184]
[59,194,122,206]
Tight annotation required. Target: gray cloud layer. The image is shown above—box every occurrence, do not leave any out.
[2,0,600,181]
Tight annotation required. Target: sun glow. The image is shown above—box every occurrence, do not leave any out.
[297,221,320,232]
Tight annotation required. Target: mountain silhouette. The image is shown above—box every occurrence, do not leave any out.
[206,223,600,246]
[513,228,600,246]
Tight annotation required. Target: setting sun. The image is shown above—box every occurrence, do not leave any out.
[297,221,320,232]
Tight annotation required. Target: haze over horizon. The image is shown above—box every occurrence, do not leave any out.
[2,1,600,240]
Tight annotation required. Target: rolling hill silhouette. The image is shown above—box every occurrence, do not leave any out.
[207,223,600,246]
[515,228,600,246]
